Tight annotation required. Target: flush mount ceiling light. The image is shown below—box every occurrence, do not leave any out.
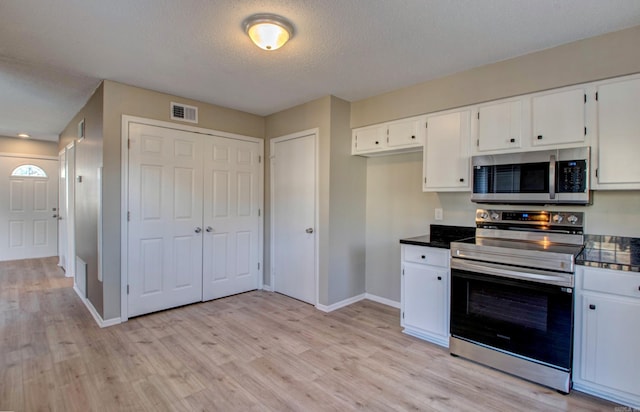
[243,13,294,51]
[17,133,30,138]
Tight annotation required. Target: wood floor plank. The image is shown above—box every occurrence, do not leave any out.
[0,257,622,411]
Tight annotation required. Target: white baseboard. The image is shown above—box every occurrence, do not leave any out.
[316,293,366,312]
[261,284,274,292]
[364,293,401,309]
[73,284,121,328]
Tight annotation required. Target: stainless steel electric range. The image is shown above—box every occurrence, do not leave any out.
[449,209,585,393]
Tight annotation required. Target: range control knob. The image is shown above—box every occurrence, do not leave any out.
[490,212,500,220]
[567,215,579,225]
[479,211,489,220]
[552,214,564,223]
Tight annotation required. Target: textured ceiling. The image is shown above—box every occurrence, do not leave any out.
[1,0,640,141]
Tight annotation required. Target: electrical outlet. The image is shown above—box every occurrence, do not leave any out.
[435,208,443,221]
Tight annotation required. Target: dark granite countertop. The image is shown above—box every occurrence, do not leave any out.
[577,234,640,272]
[400,225,475,249]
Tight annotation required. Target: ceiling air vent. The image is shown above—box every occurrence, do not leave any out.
[170,102,198,124]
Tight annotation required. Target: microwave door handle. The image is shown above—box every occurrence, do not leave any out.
[549,154,556,200]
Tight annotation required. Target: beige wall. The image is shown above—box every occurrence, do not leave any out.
[265,96,367,306]
[0,135,58,157]
[352,25,640,127]
[59,83,105,315]
[356,25,640,303]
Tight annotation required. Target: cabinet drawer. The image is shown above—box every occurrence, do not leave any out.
[403,245,449,267]
[582,267,640,298]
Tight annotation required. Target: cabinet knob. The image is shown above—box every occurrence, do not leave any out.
[459,178,464,182]
[437,276,442,280]
[588,304,596,310]
[537,135,543,140]
[375,141,379,145]
[411,135,416,139]
[509,138,515,143]
[421,255,426,259]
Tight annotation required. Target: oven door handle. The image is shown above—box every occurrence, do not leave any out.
[451,258,573,288]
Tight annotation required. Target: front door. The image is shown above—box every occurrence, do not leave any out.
[0,156,58,261]
[271,132,317,304]
[127,124,204,317]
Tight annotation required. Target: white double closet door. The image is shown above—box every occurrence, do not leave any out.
[127,123,261,317]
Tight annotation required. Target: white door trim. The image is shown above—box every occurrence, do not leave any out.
[269,128,320,307]
[120,115,264,322]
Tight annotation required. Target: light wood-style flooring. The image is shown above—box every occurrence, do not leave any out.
[0,257,619,411]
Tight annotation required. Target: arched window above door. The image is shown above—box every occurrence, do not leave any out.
[10,164,47,177]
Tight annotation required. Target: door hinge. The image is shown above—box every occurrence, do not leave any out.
[259,155,262,163]
[477,112,480,120]
[584,94,587,103]
[402,269,404,275]
[258,208,261,217]
[425,121,428,129]
[127,211,130,221]
[424,177,427,184]
[476,139,480,147]
[127,284,129,294]
[584,127,587,136]
[595,91,598,101]
[402,312,405,319]
[595,168,598,178]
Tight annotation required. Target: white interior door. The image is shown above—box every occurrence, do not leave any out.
[127,124,204,317]
[271,132,317,304]
[0,156,58,261]
[202,136,261,300]
[58,150,67,270]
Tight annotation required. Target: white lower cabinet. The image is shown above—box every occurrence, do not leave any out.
[573,266,640,409]
[401,244,449,347]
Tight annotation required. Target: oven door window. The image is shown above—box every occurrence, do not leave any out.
[451,269,573,370]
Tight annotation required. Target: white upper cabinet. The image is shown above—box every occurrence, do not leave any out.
[476,99,523,152]
[532,88,586,147]
[594,76,640,189]
[352,115,425,156]
[423,109,471,192]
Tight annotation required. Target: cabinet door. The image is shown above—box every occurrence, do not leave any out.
[581,293,640,395]
[403,263,447,337]
[596,78,640,186]
[387,118,421,148]
[477,100,522,151]
[532,88,585,146]
[423,110,470,191]
[352,125,385,153]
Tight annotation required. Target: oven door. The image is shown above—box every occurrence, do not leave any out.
[450,262,574,370]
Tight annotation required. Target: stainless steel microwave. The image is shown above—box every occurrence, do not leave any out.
[471,147,591,205]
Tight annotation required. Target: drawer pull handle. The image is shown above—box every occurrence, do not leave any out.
[589,304,596,310]
[421,255,426,259]
[437,276,442,280]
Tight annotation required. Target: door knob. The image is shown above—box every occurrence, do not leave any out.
[206,226,213,232]
[52,214,58,218]
[305,228,314,234]
[195,227,202,233]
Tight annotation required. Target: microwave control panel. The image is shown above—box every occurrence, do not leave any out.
[557,160,587,193]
